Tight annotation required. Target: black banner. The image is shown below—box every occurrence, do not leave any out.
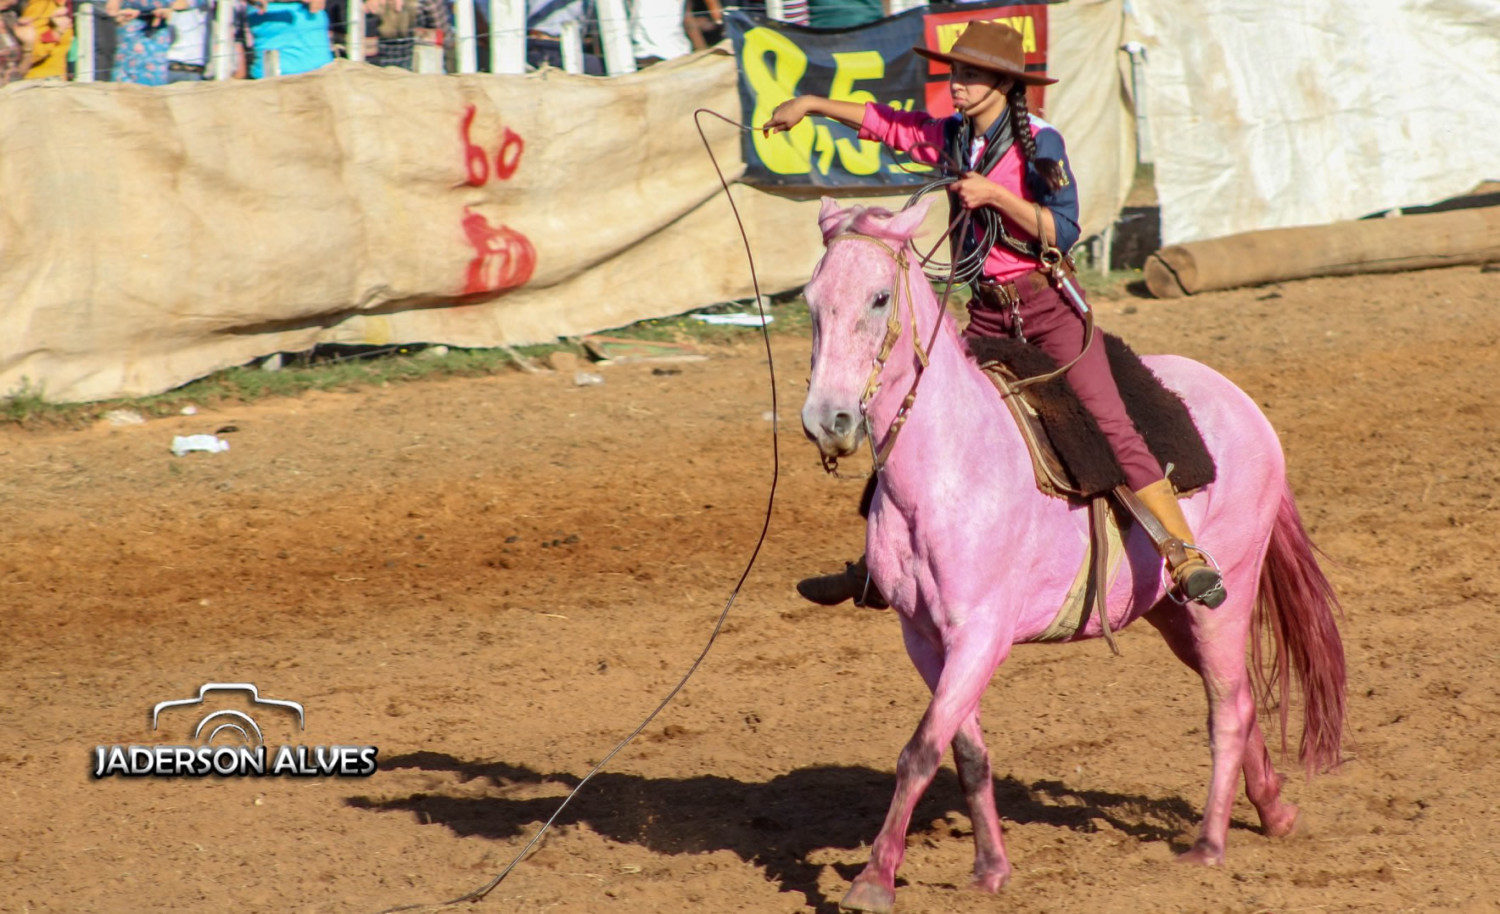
[728,2,1048,189]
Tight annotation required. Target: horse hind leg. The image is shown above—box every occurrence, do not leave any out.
[1144,571,1268,866]
[1241,714,1299,837]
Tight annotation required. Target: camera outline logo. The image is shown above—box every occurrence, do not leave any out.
[151,682,306,749]
[93,681,377,779]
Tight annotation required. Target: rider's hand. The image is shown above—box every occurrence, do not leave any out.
[952,171,1002,210]
[762,97,813,137]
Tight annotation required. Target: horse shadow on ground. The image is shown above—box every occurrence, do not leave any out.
[349,752,1258,912]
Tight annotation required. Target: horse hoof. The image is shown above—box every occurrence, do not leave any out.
[840,878,896,914]
[1261,803,1300,838]
[968,868,1010,894]
[1174,840,1225,866]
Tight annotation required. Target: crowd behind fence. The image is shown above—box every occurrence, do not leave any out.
[1,0,924,86]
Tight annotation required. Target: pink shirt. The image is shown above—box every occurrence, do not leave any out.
[858,102,1044,283]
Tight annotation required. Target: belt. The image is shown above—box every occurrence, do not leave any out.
[973,269,1050,311]
[168,61,205,72]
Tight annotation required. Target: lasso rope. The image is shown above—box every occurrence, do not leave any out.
[373,109,782,913]
[374,108,977,913]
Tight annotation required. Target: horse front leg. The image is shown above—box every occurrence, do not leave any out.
[953,716,1011,891]
[896,621,1011,895]
[843,633,1010,914]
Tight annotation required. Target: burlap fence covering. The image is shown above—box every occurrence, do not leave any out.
[0,2,1129,403]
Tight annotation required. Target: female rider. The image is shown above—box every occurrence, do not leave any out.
[763,20,1225,608]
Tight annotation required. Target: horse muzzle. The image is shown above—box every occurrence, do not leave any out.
[802,402,866,459]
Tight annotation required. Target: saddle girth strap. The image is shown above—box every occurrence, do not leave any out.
[1089,496,1120,655]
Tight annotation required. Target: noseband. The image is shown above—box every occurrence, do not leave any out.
[820,232,933,475]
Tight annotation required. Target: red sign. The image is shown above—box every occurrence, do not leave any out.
[919,4,1050,119]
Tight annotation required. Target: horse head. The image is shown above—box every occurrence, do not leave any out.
[801,196,936,462]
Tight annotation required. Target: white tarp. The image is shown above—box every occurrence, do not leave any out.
[1131,0,1500,244]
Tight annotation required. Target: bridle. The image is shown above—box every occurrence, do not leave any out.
[819,231,939,476]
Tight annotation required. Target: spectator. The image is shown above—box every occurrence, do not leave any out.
[111,0,203,85]
[681,0,718,51]
[525,0,602,74]
[330,0,447,70]
[244,0,332,77]
[21,0,71,78]
[163,0,209,80]
[806,0,879,29]
[1,0,36,85]
[630,0,688,67]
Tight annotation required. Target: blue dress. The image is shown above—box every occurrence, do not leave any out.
[111,0,177,85]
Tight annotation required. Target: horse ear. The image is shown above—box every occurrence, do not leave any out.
[818,196,856,245]
[884,196,935,243]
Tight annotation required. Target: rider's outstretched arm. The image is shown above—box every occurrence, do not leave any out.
[762,96,867,135]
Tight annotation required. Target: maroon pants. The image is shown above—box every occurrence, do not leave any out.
[965,273,1164,490]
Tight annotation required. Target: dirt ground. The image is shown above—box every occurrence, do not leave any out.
[2,265,1498,914]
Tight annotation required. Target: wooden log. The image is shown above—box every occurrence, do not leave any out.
[1144,205,1500,298]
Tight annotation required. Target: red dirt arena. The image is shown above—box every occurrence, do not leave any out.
[2,265,1497,913]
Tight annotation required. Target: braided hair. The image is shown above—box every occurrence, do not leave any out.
[1007,82,1067,193]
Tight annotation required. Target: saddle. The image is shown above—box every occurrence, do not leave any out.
[968,332,1216,501]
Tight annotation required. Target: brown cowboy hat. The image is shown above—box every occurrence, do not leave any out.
[913,20,1058,86]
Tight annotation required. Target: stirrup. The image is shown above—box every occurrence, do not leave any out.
[1164,543,1226,609]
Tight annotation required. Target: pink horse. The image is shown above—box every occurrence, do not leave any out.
[800,198,1345,913]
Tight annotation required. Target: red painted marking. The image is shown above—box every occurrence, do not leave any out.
[460,105,489,187]
[459,107,532,293]
[461,206,537,295]
[460,104,526,186]
[495,127,525,181]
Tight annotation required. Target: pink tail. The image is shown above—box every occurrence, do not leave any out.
[1251,484,1347,775]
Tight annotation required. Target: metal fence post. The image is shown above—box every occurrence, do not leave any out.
[414,42,445,73]
[211,0,235,79]
[595,0,635,75]
[559,20,583,74]
[1121,41,1153,165]
[453,0,478,72]
[348,0,365,62]
[75,0,96,81]
[489,0,525,74]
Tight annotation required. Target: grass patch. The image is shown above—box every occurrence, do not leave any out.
[0,274,1147,431]
[0,297,815,431]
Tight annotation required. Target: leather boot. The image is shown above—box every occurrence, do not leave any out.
[1117,480,1227,608]
[795,556,889,609]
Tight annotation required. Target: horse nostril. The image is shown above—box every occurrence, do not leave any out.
[830,411,856,437]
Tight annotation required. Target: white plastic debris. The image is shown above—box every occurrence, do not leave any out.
[171,434,231,457]
[573,371,605,387]
[691,313,774,327]
[103,409,146,427]
[180,405,198,416]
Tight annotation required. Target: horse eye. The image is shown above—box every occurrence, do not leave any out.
[872,291,891,310]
